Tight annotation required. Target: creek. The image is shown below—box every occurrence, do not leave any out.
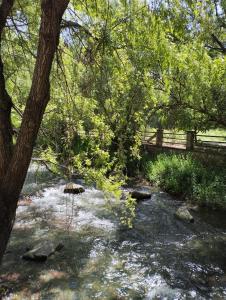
[1,164,226,299]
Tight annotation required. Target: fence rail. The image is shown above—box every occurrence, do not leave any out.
[142,129,226,151]
[76,129,226,151]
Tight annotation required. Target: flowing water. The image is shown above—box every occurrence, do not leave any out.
[1,164,226,299]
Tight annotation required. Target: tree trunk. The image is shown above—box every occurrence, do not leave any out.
[0,0,14,182]
[0,0,69,264]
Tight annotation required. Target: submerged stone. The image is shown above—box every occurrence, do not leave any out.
[22,240,63,262]
[175,206,194,223]
[130,189,152,201]
[64,183,85,194]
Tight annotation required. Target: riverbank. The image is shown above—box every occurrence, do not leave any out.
[142,152,226,210]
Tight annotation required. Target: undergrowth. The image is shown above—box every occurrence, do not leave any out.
[143,153,226,209]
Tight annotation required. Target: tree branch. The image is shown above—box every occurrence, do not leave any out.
[211,33,226,54]
[61,19,99,40]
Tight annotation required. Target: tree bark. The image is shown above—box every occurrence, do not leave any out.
[0,0,69,264]
[0,0,14,182]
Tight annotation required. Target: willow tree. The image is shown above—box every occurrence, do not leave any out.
[157,0,226,130]
[38,0,175,176]
[0,0,69,263]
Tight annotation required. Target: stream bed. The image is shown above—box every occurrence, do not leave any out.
[1,164,226,299]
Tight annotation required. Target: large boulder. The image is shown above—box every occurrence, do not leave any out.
[130,189,152,201]
[22,240,63,262]
[64,183,85,194]
[175,206,194,223]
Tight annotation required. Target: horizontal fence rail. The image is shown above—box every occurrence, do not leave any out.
[77,129,226,152]
[142,129,226,151]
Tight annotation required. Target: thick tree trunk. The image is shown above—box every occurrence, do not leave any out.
[0,0,69,264]
[0,0,14,182]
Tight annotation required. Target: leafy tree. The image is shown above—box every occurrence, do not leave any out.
[0,0,69,263]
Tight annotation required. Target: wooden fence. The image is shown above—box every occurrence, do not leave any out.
[142,129,226,151]
[76,129,226,153]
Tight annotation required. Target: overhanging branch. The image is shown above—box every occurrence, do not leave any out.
[61,19,98,40]
[211,33,226,54]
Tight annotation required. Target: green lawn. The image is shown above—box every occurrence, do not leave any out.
[196,129,226,143]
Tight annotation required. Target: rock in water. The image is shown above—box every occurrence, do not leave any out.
[22,240,63,262]
[130,189,152,201]
[187,204,199,212]
[175,206,194,223]
[64,183,85,194]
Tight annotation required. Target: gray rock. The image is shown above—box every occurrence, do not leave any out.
[175,206,194,223]
[64,183,85,194]
[130,189,152,201]
[22,240,63,262]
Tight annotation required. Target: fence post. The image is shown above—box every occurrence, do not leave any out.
[186,131,195,150]
[156,129,163,147]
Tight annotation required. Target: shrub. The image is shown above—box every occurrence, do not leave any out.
[193,175,226,209]
[145,154,203,196]
[144,153,226,209]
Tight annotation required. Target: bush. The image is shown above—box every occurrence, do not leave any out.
[144,153,226,209]
[145,154,203,196]
[193,175,226,209]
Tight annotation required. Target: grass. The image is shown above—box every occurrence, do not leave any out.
[196,129,226,144]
